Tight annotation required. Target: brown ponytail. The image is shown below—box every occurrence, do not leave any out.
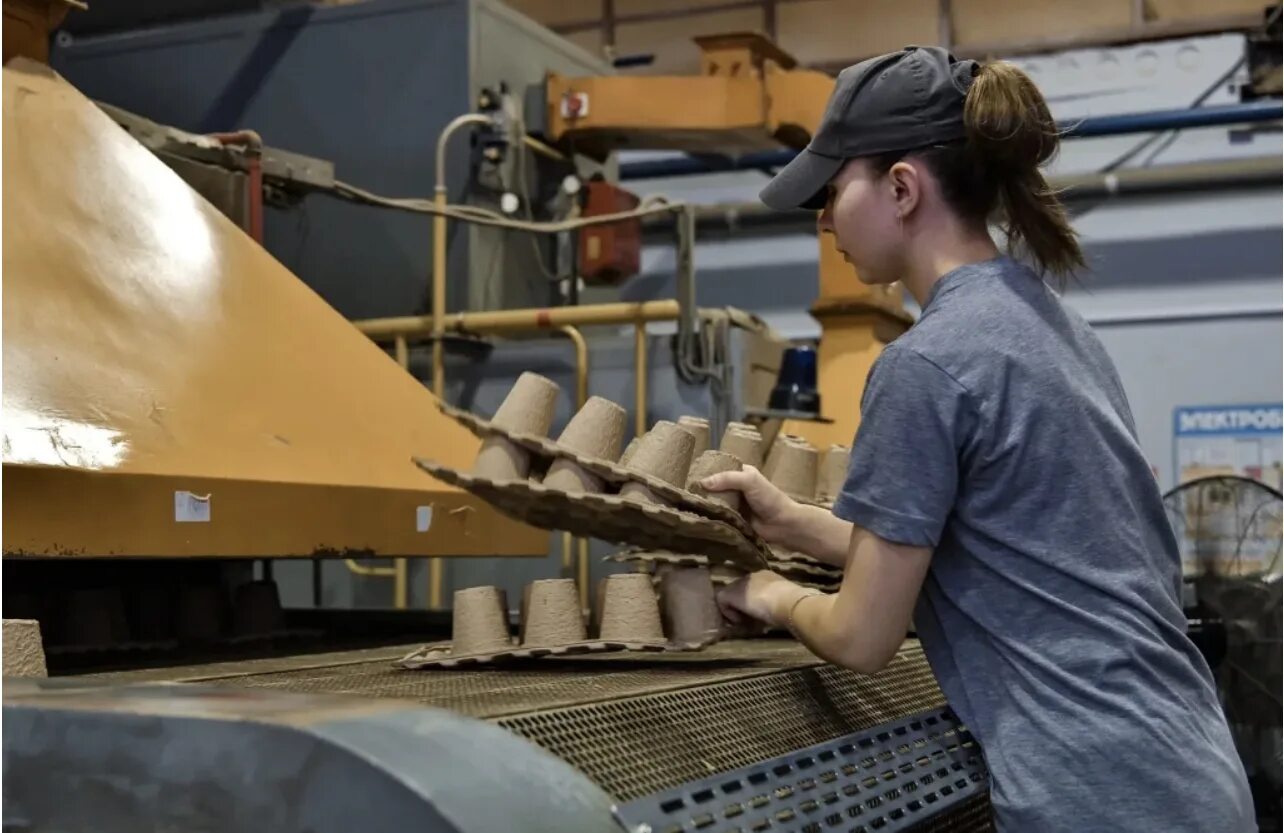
[868,61,1084,282]
[963,61,1084,279]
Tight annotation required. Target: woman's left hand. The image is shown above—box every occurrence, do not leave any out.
[716,570,798,627]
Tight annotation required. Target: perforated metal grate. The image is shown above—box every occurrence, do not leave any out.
[614,707,987,833]
[496,648,946,801]
[908,791,994,832]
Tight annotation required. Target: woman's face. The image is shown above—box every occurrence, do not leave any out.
[817,159,905,286]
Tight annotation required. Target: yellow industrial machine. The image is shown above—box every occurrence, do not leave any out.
[0,13,996,833]
[545,32,912,448]
[1,60,546,578]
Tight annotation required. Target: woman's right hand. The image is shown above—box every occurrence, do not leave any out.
[701,465,802,546]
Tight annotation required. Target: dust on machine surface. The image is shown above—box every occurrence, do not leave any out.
[5,0,1278,831]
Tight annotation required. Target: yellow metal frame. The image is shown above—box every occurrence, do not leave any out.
[1,61,547,565]
[546,33,833,155]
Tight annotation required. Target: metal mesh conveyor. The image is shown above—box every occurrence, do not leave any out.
[86,640,992,830]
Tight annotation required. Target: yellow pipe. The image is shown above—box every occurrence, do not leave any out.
[394,333,410,610]
[394,334,409,370]
[523,134,566,162]
[355,300,682,341]
[578,537,590,602]
[632,321,650,575]
[634,321,647,438]
[428,113,493,611]
[431,188,447,397]
[559,325,590,611]
[344,559,395,577]
[561,325,589,408]
[426,188,446,608]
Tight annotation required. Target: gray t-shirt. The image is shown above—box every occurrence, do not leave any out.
[833,256,1255,832]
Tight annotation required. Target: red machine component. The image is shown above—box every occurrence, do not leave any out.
[578,180,641,285]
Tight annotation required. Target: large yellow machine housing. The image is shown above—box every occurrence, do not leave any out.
[1,59,545,561]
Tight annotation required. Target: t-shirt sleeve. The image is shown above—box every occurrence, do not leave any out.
[832,345,975,548]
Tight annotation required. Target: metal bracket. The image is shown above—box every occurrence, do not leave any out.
[612,707,987,833]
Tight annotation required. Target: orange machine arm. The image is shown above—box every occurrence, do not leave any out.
[545,33,912,447]
[546,33,834,156]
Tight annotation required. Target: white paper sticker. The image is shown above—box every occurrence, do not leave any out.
[175,491,211,523]
[416,505,433,533]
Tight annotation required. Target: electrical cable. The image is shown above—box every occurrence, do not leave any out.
[510,113,562,283]
[330,178,678,231]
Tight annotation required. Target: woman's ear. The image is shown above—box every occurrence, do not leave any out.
[886,161,921,220]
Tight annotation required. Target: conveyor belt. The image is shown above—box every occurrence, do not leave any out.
[75,639,990,828]
[83,640,935,717]
[83,640,964,805]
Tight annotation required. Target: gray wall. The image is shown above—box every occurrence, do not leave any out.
[52,0,610,320]
[625,31,1283,493]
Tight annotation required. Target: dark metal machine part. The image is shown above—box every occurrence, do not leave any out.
[9,641,993,831]
[613,707,988,833]
[2,677,617,833]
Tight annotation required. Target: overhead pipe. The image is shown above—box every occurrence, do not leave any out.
[354,299,682,341]
[637,156,1283,239]
[619,101,1283,180]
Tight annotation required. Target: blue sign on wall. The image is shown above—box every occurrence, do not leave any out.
[1173,403,1283,489]
[1174,404,1283,436]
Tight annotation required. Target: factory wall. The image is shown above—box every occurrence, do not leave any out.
[624,32,1284,493]
[279,31,1282,609]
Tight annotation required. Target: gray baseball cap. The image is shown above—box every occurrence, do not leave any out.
[760,46,979,211]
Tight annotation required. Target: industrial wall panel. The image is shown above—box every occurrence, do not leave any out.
[52,0,609,320]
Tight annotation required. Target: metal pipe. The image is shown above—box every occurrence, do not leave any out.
[523,134,567,162]
[393,334,410,611]
[1065,100,1281,138]
[428,551,445,611]
[618,102,1283,180]
[431,113,495,398]
[558,325,591,611]
[637,156,1283,238]
[561,326,590,412]
[429,113,495,613]
[1057,156,1283,198]
[344,559,396,578]
[634,322,647,438]
[631,320,650,576]
[355,300,682,341]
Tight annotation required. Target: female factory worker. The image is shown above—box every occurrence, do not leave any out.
[704,46,1255,832]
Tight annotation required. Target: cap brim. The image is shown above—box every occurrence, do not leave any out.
[759,148,843,211]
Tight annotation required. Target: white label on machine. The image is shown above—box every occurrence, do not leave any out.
[174,491,211,523]
[416,505,433,532]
